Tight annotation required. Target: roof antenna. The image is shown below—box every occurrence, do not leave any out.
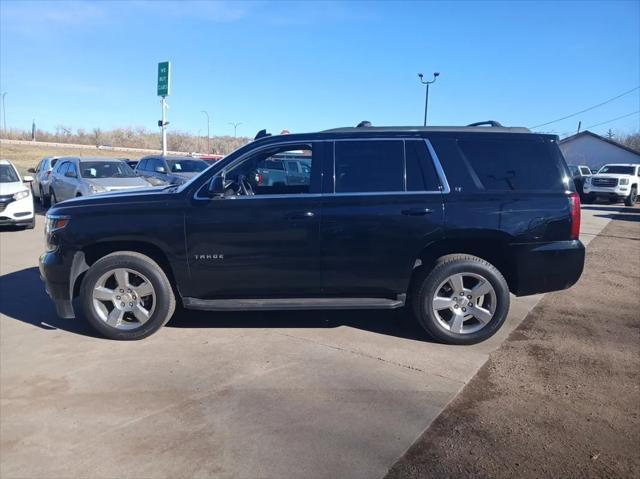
[356,121,372,128]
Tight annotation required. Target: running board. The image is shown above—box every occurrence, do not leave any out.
[182,295,406,311]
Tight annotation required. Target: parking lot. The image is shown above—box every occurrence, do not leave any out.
[0,204,623,479]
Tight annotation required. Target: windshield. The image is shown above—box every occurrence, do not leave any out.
[79,161,136,178]
[598,165,635,175]
[0,164,20,183]
[167,159,208,173]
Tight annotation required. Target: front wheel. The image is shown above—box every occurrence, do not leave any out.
[80,252,176,340]
[411,254,510,345]
[624,187,637,207]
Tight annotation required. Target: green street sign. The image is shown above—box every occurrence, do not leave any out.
[157,61,171,97]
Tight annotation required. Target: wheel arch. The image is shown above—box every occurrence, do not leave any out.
[413,237,517,293]
[73,241,179,301]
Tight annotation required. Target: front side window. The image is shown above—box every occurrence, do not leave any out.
[224,145,314,196]
[580,167,591,176]
[67,163,78,177]
[80,161,135,178]
[457,138,564,191]
[0,164,20,183]
[57,162,70,176]
[334,140,404,193]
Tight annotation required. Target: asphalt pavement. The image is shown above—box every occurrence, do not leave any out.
[0,205,617,479]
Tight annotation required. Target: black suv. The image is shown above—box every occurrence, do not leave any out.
[40,124,584,344]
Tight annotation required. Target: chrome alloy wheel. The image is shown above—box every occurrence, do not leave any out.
[92,268,156,330]
[431,272,497,334]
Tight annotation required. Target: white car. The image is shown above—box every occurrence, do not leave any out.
[583,163,640,206]
[0,159,35,229]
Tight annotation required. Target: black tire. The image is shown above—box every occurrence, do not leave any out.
[581,194,594,204]
[624,187,637,207]
[411,254,510,345]
[25,217,35,230]
[80,251,176,340]
[50,188,58,206]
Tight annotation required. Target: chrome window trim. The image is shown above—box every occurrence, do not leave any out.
[424,139,451,194]
[193,136,452,201]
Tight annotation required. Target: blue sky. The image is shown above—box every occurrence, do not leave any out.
[1,0,638,138]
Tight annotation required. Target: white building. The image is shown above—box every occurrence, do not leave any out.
[559,130,640,170]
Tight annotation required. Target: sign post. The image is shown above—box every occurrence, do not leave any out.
[157,61,171,155]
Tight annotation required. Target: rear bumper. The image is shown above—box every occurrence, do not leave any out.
[510,240,585,296]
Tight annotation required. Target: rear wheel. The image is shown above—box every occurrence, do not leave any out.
[80,252,176,340]
[50,188,58,206]
[40,186,51,207]
[412,254,510,345]
[624,187,637,207]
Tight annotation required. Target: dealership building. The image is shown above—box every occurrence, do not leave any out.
[559,130,640,170]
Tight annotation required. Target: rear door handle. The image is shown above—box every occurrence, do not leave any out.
[286,211,315,221]
[401,208,433,216]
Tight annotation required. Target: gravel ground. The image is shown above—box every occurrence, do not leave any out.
[386,209,640,479]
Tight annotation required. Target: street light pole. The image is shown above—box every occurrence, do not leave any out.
[1,92,7,136]
[201,110,210,153]
[228,122,242,137]
[418,72,439,126]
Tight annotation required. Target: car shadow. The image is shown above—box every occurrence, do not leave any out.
[0,266,431,342]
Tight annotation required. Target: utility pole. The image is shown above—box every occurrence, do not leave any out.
[201,110,210,152]
[417,72,440,126]
[228,121,242,137]
[1,92,7,136]
[577,121,581,134]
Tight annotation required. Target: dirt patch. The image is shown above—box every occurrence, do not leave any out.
[386,215,640,479]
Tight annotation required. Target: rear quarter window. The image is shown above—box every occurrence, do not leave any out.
[456,137,565,191]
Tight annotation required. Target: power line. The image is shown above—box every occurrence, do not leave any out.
[530,86,640,129]
[584,111,640,130]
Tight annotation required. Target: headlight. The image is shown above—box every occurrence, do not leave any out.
[45,214,70,235]
[89,183,107,193]
[619,178,629,185]
[13,189,30,200]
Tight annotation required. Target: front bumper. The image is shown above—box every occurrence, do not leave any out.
[510,240,585,296]
[583,185,630,199]
[0,195,34,225]
[39,249,88,319]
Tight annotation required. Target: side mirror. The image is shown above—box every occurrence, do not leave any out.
[23,175,34,183]
[207,176,225,197]
[155,166,166,174]
[27,168,36,173]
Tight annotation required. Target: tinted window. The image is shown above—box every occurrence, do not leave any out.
[405,140,441,191]
[334,140,404,193]
[257,158,284,170]
[137,159,148,171]
[457,138,563,191]
[580,167,591,175]
[598,165,635,175]
[57,162,70,175]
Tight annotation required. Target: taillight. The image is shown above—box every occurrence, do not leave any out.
[46,171,51,178]
[255,173,263,185]
[569,192,581,240]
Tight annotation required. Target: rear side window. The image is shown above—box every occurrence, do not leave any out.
[334,140,404,193]
[457,138,564,191]
[405,140,441,191]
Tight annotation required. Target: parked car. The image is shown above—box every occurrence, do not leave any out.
[0,159,35,229]
[40,122,584,343]
[49,157,153,204]
[567,164,592,199]
[135,156,209,185]
[198,154,225,165]
[28,156,59,207]
[253,152,312,191]
[583,163,639,206]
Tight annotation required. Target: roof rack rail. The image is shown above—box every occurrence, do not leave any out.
[467,121,503,127]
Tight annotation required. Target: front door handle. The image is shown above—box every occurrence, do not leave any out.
[286,211,315,221]
[401,208,433,216]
